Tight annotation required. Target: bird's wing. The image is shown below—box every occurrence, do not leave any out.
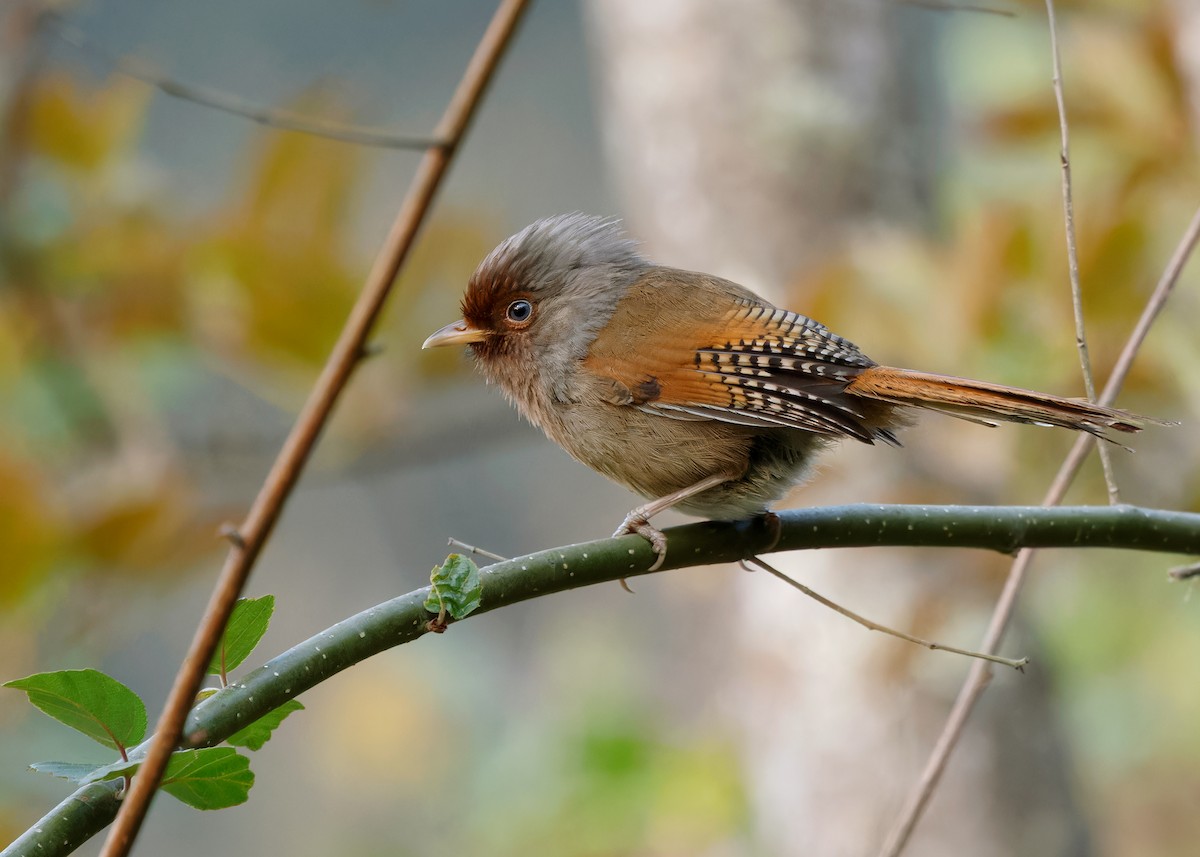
[583,291,897,445]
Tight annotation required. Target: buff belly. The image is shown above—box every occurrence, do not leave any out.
[543,400,830,520]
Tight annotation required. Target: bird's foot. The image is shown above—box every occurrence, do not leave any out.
[613,512,669,573]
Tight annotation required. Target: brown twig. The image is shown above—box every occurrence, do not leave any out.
[879,11,1200,854]
[878,200,1200,857]
[50,16,444,151]
[743,558,1029,670]
[95,2,531,856]
[898,0,1017,16]
[1045,0,1120,502]
[447,537,509,562]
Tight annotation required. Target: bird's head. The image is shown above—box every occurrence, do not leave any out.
[423,213,649,407]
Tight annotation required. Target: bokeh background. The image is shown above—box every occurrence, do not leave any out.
[2,0,1199,855]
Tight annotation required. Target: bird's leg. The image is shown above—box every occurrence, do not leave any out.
[614,471,738,574]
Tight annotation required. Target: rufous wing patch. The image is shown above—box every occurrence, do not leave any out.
[583,291,887,442]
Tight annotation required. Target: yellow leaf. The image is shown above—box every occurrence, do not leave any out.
[26,74,148,171]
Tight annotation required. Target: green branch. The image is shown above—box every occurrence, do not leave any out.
[6,503,1199,857]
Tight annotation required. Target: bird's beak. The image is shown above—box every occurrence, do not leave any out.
[422,319,487,349]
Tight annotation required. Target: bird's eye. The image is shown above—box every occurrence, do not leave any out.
[505,299,533,325]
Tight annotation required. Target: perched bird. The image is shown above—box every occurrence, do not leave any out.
[424,214,1146,569]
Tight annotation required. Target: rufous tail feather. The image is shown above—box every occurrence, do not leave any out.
[846,365,1150,442]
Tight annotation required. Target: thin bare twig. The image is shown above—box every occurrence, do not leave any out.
[1046,0,1120,502]
[95,3,531,856]
[447,537,508,562]
[878,201,1200,857]
[898,0,1017,17]
[743,558,1029,670]
[1169,560,1200,581]
[879,13,1200,854]
[50,16,444,151]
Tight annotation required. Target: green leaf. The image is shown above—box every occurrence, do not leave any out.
[161,748,254,809]
[88,748,255,810]
[423,554,482,620]
[4,669,146,751]
[81,757,139,785]
[226,700,304,751]
[29,761,103,782]
[208,595,274,676]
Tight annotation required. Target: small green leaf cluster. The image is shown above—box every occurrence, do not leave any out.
[3,595,301,811]
[423,553,483,629]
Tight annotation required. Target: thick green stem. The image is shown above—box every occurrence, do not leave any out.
[5,503,1198,857]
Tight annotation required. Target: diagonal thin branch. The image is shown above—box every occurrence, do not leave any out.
[94,3,532,856]
[50,15,444,151]
[877,200,1200,857]
[878,6,1200,851]
[898,0,1017,16]
[744,557,1030,670]
[1046,0,1120,502]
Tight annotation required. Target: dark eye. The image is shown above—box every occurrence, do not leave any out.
[505,299,533,325]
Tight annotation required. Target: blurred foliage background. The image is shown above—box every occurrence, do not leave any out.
[0,0,1198,855]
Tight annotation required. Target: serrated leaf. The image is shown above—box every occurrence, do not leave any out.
[161,748,254,809]
[87,748,254,810]
[4,669,146,751]
[423,554,482,620]
[208,595,274,676]
[226,700,304,751]
[29,761,103,782]
[81,757,138,785]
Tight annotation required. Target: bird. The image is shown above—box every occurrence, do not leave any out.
[423,213,1148,570]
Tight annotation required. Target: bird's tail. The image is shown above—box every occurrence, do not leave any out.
[846,365,1155,442]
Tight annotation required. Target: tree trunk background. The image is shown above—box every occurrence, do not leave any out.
[583,2,1090,854]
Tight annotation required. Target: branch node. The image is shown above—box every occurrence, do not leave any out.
[1168,560,1200,581]
[761,511,783,554]
[218,524,246,550]
[359,341,386,360]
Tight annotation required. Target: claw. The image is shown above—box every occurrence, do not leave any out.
[613,513,669,573]
[608,471,739,589]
